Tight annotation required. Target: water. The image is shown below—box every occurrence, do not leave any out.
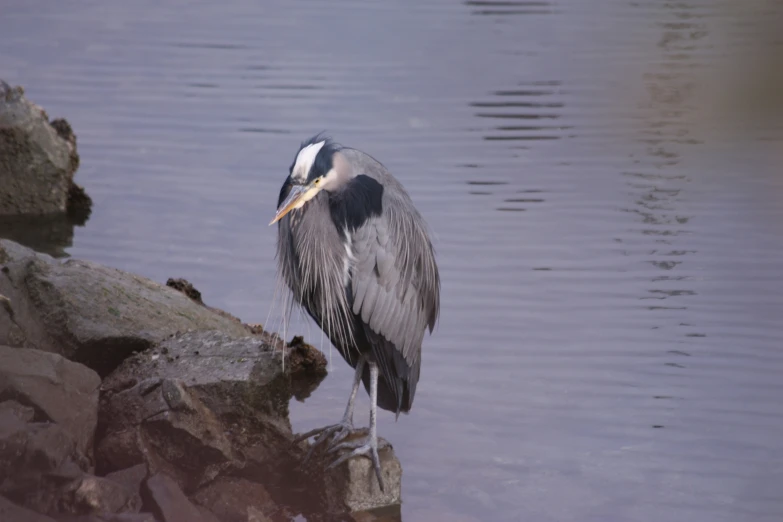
[2,1,782,520]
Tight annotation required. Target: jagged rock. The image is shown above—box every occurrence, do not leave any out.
[0,408,85,490]
[0,346,100,457]
[0,80,86,216]
[96,376,235,490]
[96,331,306,491]
[0,495,57,521]
[0,239,252,376]
[0,407,84,514]
[191,477,277,522]
[141,473,210,522]
[0,398,140,517]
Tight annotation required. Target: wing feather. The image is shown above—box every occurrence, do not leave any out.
[333,148,440,412]
[350,206,439,367]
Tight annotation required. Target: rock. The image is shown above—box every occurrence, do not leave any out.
[320,437,402,514]
[191,477,276,522]
[0,80,86,216]
[0,346,100,456]
[194,506,223,522]
[96,331,301,491]
[104,465,148,500]
[0,408,85,514]
[0,293,12,319]
[141,473,209,522]
[96,377,234,490]
[55,514,156,522]
[0,399,35,422]
[0,495,57,521]
[0,399,140,517]
[0,239,252,375]
[15,469,141,517]
[91,430,144,474]
[0,238,396,517]
[63,475,142,515]
[100,515,157,522]
[0,409,84,489]
[103,330,290,426]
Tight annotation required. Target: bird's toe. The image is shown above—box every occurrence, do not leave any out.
[324,434,387,492]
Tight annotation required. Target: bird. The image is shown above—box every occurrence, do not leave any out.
[269,134,440,491]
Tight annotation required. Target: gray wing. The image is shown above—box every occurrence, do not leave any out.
[348,161,440,409]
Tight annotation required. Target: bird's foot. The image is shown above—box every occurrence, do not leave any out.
[327,433,390,492]
[294,419,357,463]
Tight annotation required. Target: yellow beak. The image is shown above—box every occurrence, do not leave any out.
[269,184,318,225]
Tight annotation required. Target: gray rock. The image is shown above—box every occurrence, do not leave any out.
[0,238,394,517]
[0,409,84,489]
[194,506,222,522]
[141,473,209,522]
[0,407,85,514]
[0,495,57,521]
[0,80,83,216]
[319,438,402,513]
[55,513,156,522]
[190,476,276,522]
[63,475,142,515]
[104,465,148,500]
[0,399,35,422]
[97,331,299,491]
[97,377,234,490]
[0,400,140,517]
[101,515,157,522]
[0,239,252,375]
[0,346,100,457]
[105,330,291,426]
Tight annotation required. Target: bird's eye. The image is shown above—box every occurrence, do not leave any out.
[314,178,321,186]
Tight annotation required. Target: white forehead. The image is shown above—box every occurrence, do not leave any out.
[291,140,326,181]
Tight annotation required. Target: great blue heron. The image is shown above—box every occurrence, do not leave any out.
[270,134,440,491]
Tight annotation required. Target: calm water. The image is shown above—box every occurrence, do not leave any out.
[2,1,783,520]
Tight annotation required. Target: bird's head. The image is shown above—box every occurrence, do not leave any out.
[270,134,346,225]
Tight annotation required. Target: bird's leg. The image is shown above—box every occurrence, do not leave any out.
[295,355,366,462]
[341,355,365,426]
[327,361,387,492]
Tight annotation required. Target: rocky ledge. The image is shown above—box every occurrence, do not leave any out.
[0,239,402,521]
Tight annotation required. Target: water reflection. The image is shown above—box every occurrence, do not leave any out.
[0,212,87,258]
[473,82,565,139]
[464,0,554,16]
[471,81,568,154]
